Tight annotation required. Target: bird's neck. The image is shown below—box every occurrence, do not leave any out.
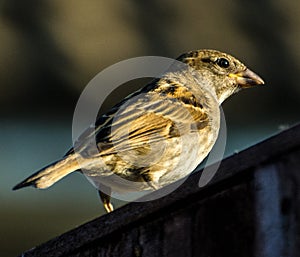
[215,85,241,104]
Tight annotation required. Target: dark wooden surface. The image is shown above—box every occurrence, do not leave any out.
[19,124,300,257]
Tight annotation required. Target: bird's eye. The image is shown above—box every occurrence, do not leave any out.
[216,58,230,68]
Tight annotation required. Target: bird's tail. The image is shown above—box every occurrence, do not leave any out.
[13,154,80,190]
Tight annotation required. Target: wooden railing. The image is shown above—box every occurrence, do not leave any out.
[18,124,300,257]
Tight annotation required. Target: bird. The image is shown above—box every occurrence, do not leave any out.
[13,49,265,213]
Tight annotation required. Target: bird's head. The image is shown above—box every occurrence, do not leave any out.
[177,49,265,104]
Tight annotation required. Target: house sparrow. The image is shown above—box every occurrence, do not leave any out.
[13,49,264,212]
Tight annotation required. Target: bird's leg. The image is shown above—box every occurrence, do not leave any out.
[98,187,114,213]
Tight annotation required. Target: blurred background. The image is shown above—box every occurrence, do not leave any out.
[0,0,299,256]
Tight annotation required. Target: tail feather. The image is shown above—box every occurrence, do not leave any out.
[13,155,80,190]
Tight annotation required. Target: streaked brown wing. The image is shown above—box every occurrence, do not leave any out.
[69,77,210,158]
[95,91,209,156]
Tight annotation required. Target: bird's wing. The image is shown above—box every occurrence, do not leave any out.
[94,90,209,156]
[69,78,210,157]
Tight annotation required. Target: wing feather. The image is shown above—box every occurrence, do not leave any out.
[70,78,210,158]
[96,91,208,156]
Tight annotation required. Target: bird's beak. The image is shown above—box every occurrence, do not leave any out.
[229,68,265,88]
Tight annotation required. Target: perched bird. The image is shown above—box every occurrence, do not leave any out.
[13,49,264,212]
